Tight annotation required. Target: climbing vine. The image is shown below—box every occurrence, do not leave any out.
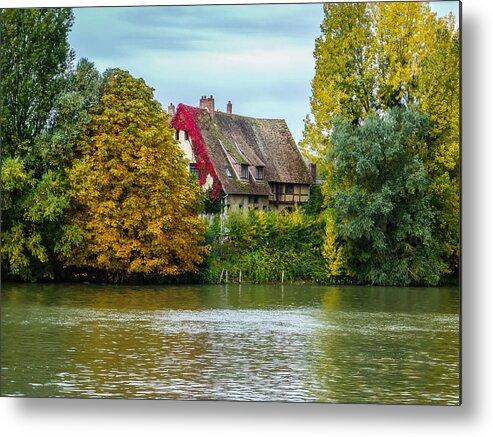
[171,104,222,200]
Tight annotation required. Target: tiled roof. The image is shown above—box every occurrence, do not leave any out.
[172,105,312,197]
[214,112,312,185]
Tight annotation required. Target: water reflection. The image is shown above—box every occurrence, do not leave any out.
[1,283,459,403]
[309,288,459,403]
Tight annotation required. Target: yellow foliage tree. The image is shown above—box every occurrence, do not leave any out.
[61,69,209,280]
[303,2,459,281]
[301,2,376,161]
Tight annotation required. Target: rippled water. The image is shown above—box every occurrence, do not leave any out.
[0,283,460,403]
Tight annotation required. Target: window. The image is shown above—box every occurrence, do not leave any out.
[256,166,264,180]
[184,131,189,141]
[249,196,259,204]
[224,166,232,178]
[189,163,199,178]
[175,130,180,140]
[285,184,294,194]
[240,164,249,179]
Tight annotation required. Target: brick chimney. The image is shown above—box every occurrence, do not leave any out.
[226,100,232,114]
[167,102,175,116]
[199,95,215,116]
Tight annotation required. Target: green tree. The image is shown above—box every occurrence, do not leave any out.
[0,8,81,281]
[60,70,209,280]
[303,2,459,281]
[417,14,460,276]
[324,107,440,286]
[31,58,102,172]
[301,2,375,161]
[1,157,70,280]
[1,60,101,281]
[1,8,74,156]
[302,184,325,216]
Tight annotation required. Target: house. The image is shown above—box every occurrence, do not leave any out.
[168,95,313,213]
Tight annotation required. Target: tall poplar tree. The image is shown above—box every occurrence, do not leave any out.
[1,8,74,156]
[303,2,459,282]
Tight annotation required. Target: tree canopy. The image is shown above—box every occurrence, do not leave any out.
[1,8,77,281]
[303,2,459,284]
[60,70,209,280]
[1,8,75,156]
[1,9,210,283]
[324,107,440,285]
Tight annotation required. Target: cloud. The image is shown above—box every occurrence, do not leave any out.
[69,4,323,142]
[71,4,323,59]
[115,4,323,41]
[69,2,459,144]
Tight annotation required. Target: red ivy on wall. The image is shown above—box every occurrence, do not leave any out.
[170,104,222,200]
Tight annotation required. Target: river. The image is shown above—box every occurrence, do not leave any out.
[0,283,460,404]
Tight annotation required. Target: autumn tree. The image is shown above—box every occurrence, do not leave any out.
[303,2,459,282]
[301,2,376,161]
[417,13,460,277]
[60,70,209,281]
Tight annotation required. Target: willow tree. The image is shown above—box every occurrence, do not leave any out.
[303,2,459,282]
[60,70,209,280]
[324,107,441,285]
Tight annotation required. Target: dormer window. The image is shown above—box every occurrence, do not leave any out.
[240,164,249,179]
[175,130,179,140]
[224,166,232,178]
[256,166,264,180]
[184,131,189,140]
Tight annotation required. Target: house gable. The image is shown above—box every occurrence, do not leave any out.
[170,97,312,209]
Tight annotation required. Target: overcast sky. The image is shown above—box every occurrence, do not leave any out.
[68,1,460,143]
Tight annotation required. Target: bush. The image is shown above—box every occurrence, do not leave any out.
[200,208,328,284]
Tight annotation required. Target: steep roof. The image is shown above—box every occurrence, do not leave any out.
[213,112,312,185]
[171,104,312,198]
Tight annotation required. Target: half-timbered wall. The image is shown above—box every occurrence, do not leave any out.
[268,183,310,209]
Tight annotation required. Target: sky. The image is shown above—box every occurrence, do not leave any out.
[68,1,460,143]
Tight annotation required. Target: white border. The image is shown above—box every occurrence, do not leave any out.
[2,1,493,436]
